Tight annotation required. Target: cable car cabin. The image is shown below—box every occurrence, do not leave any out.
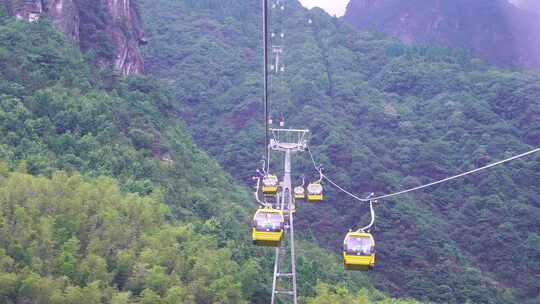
[262,175,279,195]
[252,209,285,247]
[294,186,305,200]
[343,232,375,271]
[306,182,323,202]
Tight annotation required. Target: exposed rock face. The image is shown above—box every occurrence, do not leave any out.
[344,0,540,68]
[2,0,145,74]
[100,0,146,74]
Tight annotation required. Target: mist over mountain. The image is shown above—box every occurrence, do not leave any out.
[511,0,540,12]
[344,0,540,68]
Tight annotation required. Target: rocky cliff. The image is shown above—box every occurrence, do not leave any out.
[344,0,540,68]
[3,0,145,74]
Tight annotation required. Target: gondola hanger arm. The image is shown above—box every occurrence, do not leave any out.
[252,176,268,207]
[357,199,376,233]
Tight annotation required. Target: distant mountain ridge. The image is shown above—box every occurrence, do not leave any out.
[344,0,540,68]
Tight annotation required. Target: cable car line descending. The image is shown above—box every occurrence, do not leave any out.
[258,2,308,301]
[307,145,540,202]
[253,0,540,298]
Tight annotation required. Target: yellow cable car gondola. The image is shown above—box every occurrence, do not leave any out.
[294,185,305,200]
[294,176,306,200]
[252,208,285,247]
[343,199,376,270]
[306,182,323,202]
[262,174,279,195]
[342,231,375,270]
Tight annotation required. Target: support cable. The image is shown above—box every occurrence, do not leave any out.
[307,146,540,202]
[263,0,270,172]
[307,146,368,202]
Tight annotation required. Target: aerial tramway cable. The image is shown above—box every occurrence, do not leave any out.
[307,146,540,202]
[263,0,270,172]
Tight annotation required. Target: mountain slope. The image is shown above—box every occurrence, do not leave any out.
[0,9,259,302]
[141,0,540,303]
[0,169,251,303]
[343,0,540,68]
[0,8,421,303]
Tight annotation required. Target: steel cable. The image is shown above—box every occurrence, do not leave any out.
[307,146,540,202]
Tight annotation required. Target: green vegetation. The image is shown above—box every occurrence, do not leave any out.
[0,169,248,303]
[303,283,419,304]
[0,8,419,303]
[78,0,116,62]
[0,10,256,303]
[141,0,540,303]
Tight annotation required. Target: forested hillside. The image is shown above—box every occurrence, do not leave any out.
[141,0,540,303]
[0,7,253,303]
[0,7,422,303]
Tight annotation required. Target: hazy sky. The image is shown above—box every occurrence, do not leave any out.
[298,1,531,17]
[299,0,349,17]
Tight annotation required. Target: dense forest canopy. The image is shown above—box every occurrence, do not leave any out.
[140,0,540,303]
[0,6,423,303]
[0,168,249,303]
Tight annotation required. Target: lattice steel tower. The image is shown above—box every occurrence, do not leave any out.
[269,128,309,304]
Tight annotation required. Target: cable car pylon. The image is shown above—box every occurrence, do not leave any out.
[268,128,309,304]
